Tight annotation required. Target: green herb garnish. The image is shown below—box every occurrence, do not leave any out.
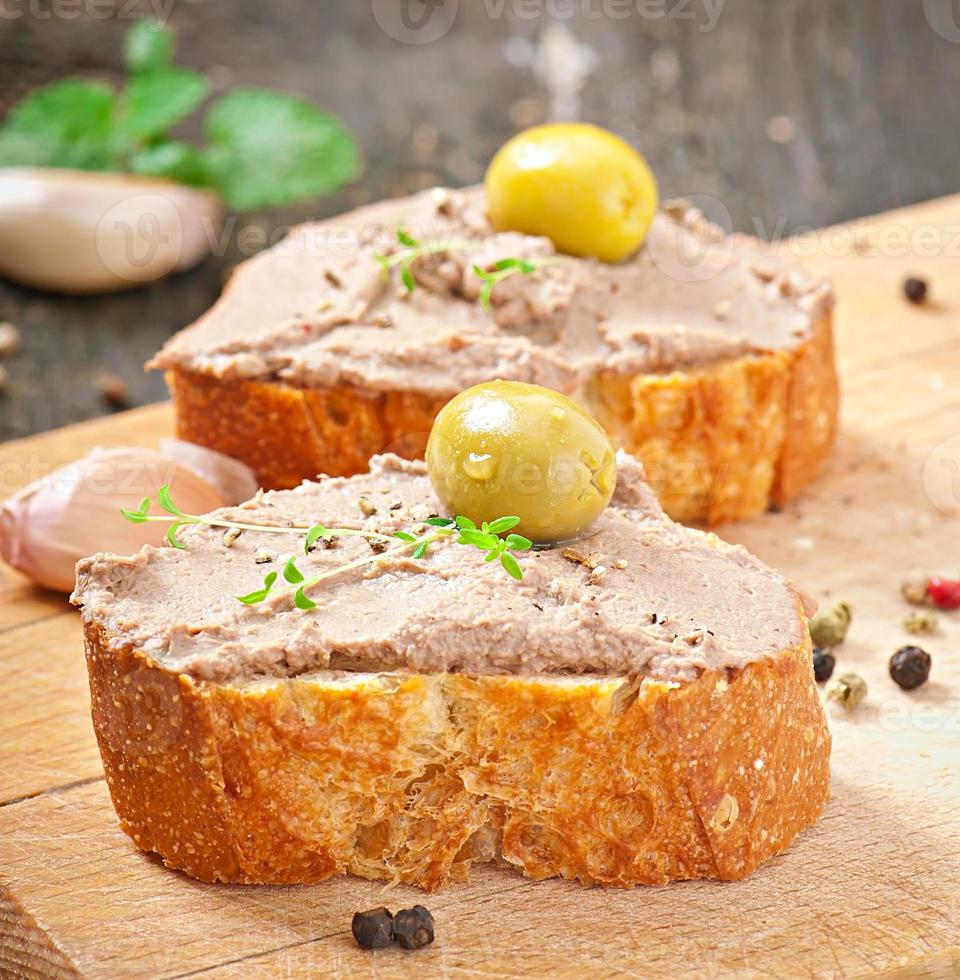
[371,227,563,308]
[373,227,476,294]
[0,20,359,210]
[122,485,532,609]
[472,258,537,308]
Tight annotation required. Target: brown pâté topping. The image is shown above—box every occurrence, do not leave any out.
[357,496,378,517]
[122,485,533,612]
[222,527,242,548]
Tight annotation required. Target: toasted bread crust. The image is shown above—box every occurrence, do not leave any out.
[165,313,838,524]
[83,614,830,891]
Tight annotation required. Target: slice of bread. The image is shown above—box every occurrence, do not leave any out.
[150,188,838,525]
[72,454,831,890]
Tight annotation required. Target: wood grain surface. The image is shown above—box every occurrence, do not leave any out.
[3,0,960,438]
[1,196,960,976]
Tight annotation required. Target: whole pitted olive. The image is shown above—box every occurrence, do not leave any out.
[485,123,659,264]
[426,380,617,544]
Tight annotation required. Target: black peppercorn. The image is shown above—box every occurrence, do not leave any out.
[392,905,435,950]
[352,907,394,950]
[889,645,931,690]
[903,276,928,304]
[812,647,835,683]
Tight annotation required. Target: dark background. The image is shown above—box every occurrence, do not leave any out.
[1,0,958,439]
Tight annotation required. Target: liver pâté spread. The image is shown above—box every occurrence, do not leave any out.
[149,187,834,397]
[72,453,805,684]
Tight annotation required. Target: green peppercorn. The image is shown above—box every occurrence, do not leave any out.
[812,647,835,683]
[825,671,867,708]
[889,646,932,691]
[809,601,852,649]
[904,609,938,635]
[352,907,394,950]
[392,905,435,950]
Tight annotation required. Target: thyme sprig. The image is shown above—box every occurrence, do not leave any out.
[372,226,560,304]
[121,486,533,610]
[372,227,476,294]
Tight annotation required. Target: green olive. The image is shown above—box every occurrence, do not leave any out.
[426,381,617,544]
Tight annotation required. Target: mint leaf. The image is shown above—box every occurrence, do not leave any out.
[130,140,209,186]
[124,20,174,74]
[125,67,208,139]
[0,80,118,170]
[201,89,360,210]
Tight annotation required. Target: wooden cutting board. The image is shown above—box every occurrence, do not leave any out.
[2,196,960,979]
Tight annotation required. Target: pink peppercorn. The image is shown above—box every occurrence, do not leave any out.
[927,575,960,610]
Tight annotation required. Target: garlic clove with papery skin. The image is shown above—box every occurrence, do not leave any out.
[0,444,258,593]
[0,168,221,294]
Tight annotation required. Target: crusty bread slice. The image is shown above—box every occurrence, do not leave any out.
[152,186,839,526]
[83,627,828,890]
[163,311,837,526]
[75,454,830,890]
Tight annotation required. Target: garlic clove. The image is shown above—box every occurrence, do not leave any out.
[0,168,221,294]
[159,439,259,505]
[0,447,231,593]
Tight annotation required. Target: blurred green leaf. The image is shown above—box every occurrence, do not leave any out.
[0,80,118,170]
[129,140,209,186]
[125,67,208,138]
[201,88,360,210]
[124,20,175,74]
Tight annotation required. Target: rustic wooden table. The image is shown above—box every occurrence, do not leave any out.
[0,0,959,440]
[1,195,959,977]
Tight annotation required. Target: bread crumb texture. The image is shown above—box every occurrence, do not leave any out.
[85,624,830,890]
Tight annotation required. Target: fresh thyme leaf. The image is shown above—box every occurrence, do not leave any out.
[472,257,543,309]
[399,263,416,293]
[412,540,429,560]
[396,227,419,248]
[166,521,187,549]
[283,557,305,584]
[478,279,494,309]
[486,516,521,534]
[454,516,476,531]
[484,549,499,562]
[304,524,329,554]
[457,528,500,550]
[156,484,185,517]
[394,531,417,542]
[500,551,523,581]
[504,533,533,551]
[424,517,455,527]
[294,586,317,610]
[237,570,277,605]
[120,496,152,523]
